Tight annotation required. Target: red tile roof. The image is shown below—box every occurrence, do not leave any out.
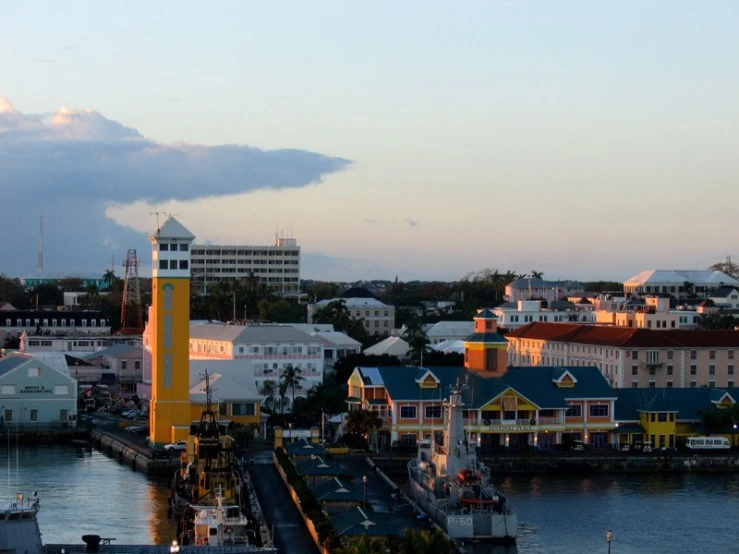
[506,322,739,348]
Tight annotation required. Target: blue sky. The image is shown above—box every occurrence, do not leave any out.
[1,2,738,282]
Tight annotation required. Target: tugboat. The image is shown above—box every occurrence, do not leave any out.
[171,371,276,551]
[408,383,517,543]
[0,493,42,554]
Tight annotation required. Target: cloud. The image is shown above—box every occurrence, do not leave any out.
[404,218,418,227]
[0,97,351,276]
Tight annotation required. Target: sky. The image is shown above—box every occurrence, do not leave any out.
[1,2,739,283]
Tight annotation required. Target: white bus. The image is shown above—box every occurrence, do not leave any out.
[685,436,731,450]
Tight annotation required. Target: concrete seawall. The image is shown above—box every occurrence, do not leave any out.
[90,430,180,476]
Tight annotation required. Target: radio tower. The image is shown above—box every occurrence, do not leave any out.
[120,249,144,335]
[37,215,44,277]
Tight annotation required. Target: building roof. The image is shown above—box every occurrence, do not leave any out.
[614,387,739,421]
[430,339,465,354]
[315,297,389,309]
[331,507,422,538]
[624,269,739,286]
[506,322,739,348]
[188,360,259,401]
[710,286,739,298]
[189,323,322,344]
[0,353,33,376]
[149,216,195,241]
[507,278,584,289]
[26,352,71,376]
[425,321,475,338]
[354,365,615,408]
[363,337,410,357]
[82,343,138,359]
[287,323,336,334]
[311,478,363,503]
[464,332,508,344]
[311,331,361,349]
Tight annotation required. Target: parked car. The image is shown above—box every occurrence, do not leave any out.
[164,441,187,452]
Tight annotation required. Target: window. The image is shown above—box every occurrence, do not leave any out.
[709,350,716,360]
[709,365,716,375]
[122,361,128,370]
[631,365,638,376]
[730,351,735,360]
[425,405,442,419]
[231,403,256,416]
[658,413,667,422]
[4,410,12,422]
[159,243,170,251]
[589,405,609,418]
[159,260,168,270]
[690,350,697,360]
[134,361,141,370]
[169,260,178,270]
[60,409,68,422]
[650,413,656,422]
[400,406,417,419]
[690,380,697,388]
[54,385,69,395]
[631,381,638,388]
[669,413,675,422]
[632,351,639,360]
[729,365,735,376]
[30,410,38,422]
[667,365,673,376]
[28,367,42,378]
[179,260,189,270]
[647,351,659,364]
[1,385,14,394]
[667,350,674,360]
[565,405,582,418]
[179,244,189,251]
[667,381,673,388]
[690,365,697,375]
[709,380,715,388]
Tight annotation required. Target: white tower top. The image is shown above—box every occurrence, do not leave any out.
[149,216,195,279]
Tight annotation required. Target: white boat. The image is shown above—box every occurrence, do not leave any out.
[189,488,256,547]
[408,384,517,543]
[1,493,43,554]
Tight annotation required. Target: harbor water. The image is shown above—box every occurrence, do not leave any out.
[2,444,738,553]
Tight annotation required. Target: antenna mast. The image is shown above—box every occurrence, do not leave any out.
[120,249,144,334]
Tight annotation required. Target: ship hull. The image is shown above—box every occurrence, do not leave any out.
[409,474,517,543]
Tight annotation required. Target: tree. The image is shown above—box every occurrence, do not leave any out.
[345,409,383,450]
[709,260,739,280]
[334,535,386,554]
[280,364,305,409]
[102,270,118,289]
[0,275,29,308]
[402,315,429,365]
[530,270,544,279]
[27,282,63,308]
[259,379,277,413]
[399,528,454,554]
[313,299,353,332]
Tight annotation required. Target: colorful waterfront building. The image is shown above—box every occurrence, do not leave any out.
[347,310,619,450]
[148,217,195,445]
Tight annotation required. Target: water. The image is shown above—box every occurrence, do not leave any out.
[2,445,738,552]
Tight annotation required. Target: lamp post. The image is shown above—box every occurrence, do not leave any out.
[733,424,737,449]
[311,454,317,486]
[362,475,368,510]
[606,530,612,554]
[170,540,180,554]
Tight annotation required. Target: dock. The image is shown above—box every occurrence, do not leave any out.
[90,429,180,476]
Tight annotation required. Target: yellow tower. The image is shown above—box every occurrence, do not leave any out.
[148,217,195,445]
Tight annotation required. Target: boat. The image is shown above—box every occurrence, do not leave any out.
[1,493,43,554]
[407,383,518,543]
[172,371,276,551]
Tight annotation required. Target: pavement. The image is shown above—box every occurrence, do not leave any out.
[243,451,320,554]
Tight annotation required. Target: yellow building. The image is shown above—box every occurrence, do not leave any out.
[148,217,195,445]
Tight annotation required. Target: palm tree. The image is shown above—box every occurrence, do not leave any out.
[280,364,305,409]
[278,381,289,419]
[345,409,383,450]
[334,535,386,554]
[399,528,454,554]
[402,316,429,365]
[530,270,544,279]
[259,379,277,413]
[102,269,117,289]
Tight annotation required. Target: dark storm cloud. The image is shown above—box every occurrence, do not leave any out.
[0,98,352,277]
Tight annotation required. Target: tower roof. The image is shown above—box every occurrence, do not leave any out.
[474,308,498,319]
[149,216,195,241]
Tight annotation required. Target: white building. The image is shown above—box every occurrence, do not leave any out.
[423,321,475,344]
[623,269,739,296]
[187,323,324,398]
[0,353,77,430]
[310,331,362,373]
[504,278,585,303]
[709,286,739,310]
[493,300,595,330]
[307,298,395,337]
[189,360,260,416]
[190,237,300,296]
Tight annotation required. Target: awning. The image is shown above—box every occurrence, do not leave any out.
[615,424,645,434]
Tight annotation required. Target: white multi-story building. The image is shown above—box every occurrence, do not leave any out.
[190,237,300,295]
[187,323,324,400]
[493,300,595,330]
[623,269,739,296]
[307,297,395,337]
[504,278,585,303]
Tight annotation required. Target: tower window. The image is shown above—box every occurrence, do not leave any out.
[160,243,169,251]
[159,260,168,270]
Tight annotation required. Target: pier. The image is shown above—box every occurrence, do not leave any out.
[90,429,180,476]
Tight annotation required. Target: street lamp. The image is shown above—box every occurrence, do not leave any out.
[606,530,612,554]
[733,424,737,449]
[311,454,317,486]
[170,540,180,554]
[362,475,368,510]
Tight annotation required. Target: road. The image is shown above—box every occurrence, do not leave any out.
[244,451,320,554]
